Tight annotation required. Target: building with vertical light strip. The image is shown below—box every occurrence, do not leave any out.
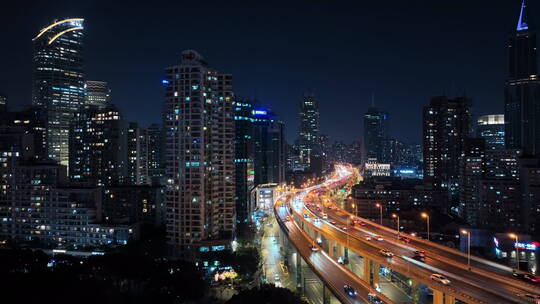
[163,50,235,255]
[32,18,85,168]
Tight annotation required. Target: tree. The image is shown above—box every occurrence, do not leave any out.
[226,284,307,304]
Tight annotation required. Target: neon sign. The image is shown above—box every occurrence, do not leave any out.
[253,109,268,116]
[514,241,539,251]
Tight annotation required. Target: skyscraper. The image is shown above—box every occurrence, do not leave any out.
[253,108,286,185]
[234,99,255,224]
[423,96,471,190]
[298,92,321,171]
[505,0,540,155]
[69,105,129,187]
[163,50,235,254]
[477,114,505,150]
[364,107,388,162]
[85,80,111,109]
[32,18,85,167]
[147,124,165,186]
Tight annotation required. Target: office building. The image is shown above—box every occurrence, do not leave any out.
[364,107,388,162]
[423,96,471,190]
[253,108,286,185]
[85,80,111,109]
[32,18,85,167]
[234,99,255,224]
[477,114,505,150]
[505,1,540,155]
[298,92,321,172]
[163,50,235,254]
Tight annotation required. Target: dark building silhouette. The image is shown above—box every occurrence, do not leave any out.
[234,99,255,224]
[423,96,471,191]
[364,107,388,162]
[253,108,285,185]
[505,0,540,155]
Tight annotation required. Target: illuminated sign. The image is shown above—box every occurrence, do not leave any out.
[399,169,415,174]
[253,109,268,116]
[161,79,170,85]
[514,241,539,251]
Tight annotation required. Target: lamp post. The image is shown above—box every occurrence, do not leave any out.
[392,214,400,239]
[508,233,520,271]
[461,229,471,270]
[375,203,383,225]
[352,203,357,217]
[421,212,430,241]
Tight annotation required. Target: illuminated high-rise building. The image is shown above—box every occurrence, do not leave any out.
[298,92,321,172]
[85,80,111,109]
[477,114,505,150]
[32,18,85,167]
[69,105,129,187]
[163,50,235,254]
[364,107,388,162]
[505,0,540,155]
[234,99,255,224]
[423,96,471,190]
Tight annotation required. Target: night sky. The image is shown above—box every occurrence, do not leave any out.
[0,0,536,144]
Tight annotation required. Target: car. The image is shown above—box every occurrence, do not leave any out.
[414,250,426,257]
[313,217,321,223]
[329,220,337,225]
[365,235,373,241]
[399,236,411,243]
[380,249,394,257]
[316,238,323,245]
[368,293,383,304]
[303,213,309,219]
[430,274,451,285]
[273,273,280,281]
[375,235,384,241]
[337,256,344,264]
[513,272,540,284]
[516,293,540,302]
[343,285,357,297]
[359,221,366,226]
[322,213,328,219]
[310,245,319,252]
[340,225,348,231]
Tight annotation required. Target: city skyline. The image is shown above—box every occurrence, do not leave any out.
[1,0,538,144]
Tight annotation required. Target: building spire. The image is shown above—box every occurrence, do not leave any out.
[517,0,529,31]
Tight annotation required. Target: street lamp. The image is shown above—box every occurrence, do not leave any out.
[351,203,357,217]
[375,203,383,225]
[392,214,400,239]
[461,229,471,270]
[508,233,520,271]
[421,212,430,241]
